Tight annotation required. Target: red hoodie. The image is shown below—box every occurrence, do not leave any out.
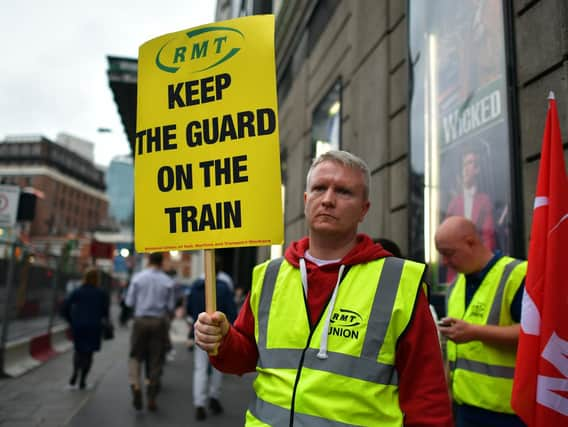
[211,234,453,426]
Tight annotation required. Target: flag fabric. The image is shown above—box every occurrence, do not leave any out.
[511,92,568,425]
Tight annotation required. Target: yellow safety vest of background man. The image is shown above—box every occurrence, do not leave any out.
[435,216,527,427]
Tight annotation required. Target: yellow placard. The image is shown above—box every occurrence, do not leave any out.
[135,15,283,252]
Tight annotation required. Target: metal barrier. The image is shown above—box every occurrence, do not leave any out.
[0,243,114,377]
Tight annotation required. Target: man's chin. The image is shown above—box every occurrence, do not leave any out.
[311,223,342,235]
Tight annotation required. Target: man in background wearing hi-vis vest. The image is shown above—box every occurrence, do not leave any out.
[194,150,453,426]
[435,216,526,427]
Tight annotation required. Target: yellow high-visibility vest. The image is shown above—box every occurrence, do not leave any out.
[447,256,526,414]
[245,257,426,426]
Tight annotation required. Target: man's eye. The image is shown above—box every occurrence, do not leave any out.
[334,187,353,197]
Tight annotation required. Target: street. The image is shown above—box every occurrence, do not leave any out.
[0,316,255,426]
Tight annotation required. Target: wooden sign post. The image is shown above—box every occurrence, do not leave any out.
[204,249,216,314]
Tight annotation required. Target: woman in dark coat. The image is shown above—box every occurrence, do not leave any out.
[61,268,109,389]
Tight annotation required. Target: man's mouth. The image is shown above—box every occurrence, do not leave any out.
[316,212,336,220]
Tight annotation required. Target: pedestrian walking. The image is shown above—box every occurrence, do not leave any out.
[435,216,527,427]
[125,252,175,412]
[61,268,110,390]
[186,253,237,421]
[195,150,453,426]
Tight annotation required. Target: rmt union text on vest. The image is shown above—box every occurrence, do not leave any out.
[328,326,359,340]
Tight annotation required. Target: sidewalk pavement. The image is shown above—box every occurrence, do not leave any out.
[0,318,131,427]
[0,317,255,426]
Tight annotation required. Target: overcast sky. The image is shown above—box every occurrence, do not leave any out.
[0,0,216,167]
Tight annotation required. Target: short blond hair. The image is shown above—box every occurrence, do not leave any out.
[306,150,370,199]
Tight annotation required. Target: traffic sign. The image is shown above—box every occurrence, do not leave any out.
[0,185,20,228]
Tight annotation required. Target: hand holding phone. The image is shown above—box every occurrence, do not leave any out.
[437,320,452,327]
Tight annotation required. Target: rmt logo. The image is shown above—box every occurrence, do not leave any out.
[329,308,363,340]
[155,26,244,74]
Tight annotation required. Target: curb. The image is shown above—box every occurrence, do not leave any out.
[30,333,57,362]
[2,325,73,377]
[3,336,42,377]
[51,324,74,353]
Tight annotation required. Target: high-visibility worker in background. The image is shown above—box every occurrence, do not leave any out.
[436,216,526,427]
[195,150,453,426]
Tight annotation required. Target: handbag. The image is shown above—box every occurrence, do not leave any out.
[102,318,115,340]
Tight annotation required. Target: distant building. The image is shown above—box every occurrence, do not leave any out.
[0,134,108,237]
[106,155,133,227]
[55,132,95,163]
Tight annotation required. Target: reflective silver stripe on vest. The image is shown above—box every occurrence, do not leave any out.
[256,257,404,384]
[449,358,515,379]
[256,347,397,384]
[447,278,458,302]
[361,257,404,360]
[486,259,523,325]
[249,397,355,427]
[257,257,284,350]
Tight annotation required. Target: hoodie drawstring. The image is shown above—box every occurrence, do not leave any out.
[299,258,345,360]
[299,258,308,296]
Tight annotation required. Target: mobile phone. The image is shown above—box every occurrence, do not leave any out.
[437,320,452,327]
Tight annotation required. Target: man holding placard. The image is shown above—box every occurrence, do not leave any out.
[194,151,453,426]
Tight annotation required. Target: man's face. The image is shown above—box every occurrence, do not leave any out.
[435,234,475,274]
[304,160,370,238]
[462,152,479,188]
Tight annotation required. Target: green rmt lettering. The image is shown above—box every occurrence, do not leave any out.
[213,36,227,53]
[172,37,228,63]
[192,41,208,59]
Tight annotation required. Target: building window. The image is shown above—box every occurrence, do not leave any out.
[408,0,516,283]
[311,80,341,159]
[307,0,340,52]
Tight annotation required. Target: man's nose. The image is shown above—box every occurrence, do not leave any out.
[321,188,335,205]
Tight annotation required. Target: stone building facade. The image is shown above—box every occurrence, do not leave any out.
[241,0,568,267]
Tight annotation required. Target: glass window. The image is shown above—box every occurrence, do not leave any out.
[311,80,341,159]
[409,0,515,284]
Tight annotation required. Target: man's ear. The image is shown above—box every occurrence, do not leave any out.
[358,200,371,222]
[465,234,477,249]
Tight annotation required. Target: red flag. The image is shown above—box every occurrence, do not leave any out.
[511,92,568,425]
